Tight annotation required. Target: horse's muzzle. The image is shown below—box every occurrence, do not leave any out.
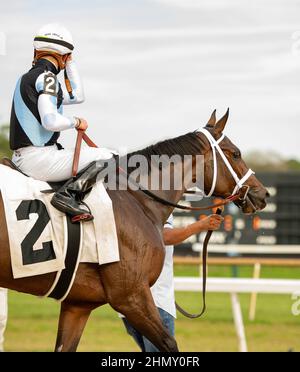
[240,187,269,214]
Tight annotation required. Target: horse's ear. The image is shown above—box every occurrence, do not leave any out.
[206,109,217,127]
[215,108,229,134]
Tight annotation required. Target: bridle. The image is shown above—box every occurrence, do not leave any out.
[174,128,255,318]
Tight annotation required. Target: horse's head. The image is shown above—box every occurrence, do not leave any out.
[198,109,269,214]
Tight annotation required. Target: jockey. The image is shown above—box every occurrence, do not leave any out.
[10,23,113,221]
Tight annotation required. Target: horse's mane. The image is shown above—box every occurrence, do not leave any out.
[127,131,203,162]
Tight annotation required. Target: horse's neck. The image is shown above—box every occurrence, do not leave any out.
[135,162,187,226]
[132,189,181,230]
[157,189,184,225]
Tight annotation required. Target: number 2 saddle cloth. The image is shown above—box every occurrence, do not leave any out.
[0,164,120,282]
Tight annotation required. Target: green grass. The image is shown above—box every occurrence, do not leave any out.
[4,265,300,352]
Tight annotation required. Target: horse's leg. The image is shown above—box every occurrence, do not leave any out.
[54,302,93,352]
[110,284,178,352]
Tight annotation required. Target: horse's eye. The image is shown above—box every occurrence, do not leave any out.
[233,151,241,159]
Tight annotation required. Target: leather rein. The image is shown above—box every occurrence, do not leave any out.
[72,130,251,319]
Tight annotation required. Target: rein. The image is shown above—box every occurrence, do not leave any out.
[72,130,98,177]
[141,188,242,210]
[72,130,245,212]
[72,130,251,319]
[175,207,223,318]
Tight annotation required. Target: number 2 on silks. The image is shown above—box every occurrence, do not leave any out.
[16,200,56,265]
[44,74,57,95]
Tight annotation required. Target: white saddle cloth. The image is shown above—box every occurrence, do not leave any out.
[0,165,119,279]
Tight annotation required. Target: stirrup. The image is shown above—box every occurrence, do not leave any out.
[71,213,94,223]
[71,201,93,223]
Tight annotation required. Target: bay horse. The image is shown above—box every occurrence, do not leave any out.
[0,110,268,352]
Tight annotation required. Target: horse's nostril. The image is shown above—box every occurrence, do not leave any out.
[266,191,271,198]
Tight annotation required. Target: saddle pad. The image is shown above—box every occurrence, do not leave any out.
[0,165,119,279]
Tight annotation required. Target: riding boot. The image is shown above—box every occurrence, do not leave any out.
[51,160,109,222]
[66,160,107,196]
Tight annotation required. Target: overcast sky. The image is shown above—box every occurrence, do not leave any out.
[1,0,300,158]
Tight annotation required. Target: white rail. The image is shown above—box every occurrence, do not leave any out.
[174,277,300,294]
[174,277,300,352]
[192,244,300,254]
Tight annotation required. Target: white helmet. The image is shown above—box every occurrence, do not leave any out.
[33,23,74,55]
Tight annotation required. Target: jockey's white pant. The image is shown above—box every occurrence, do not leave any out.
[12,145,114,182]
[0,288,8,352]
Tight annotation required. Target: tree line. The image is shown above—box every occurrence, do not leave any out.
[0,125,12,159]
